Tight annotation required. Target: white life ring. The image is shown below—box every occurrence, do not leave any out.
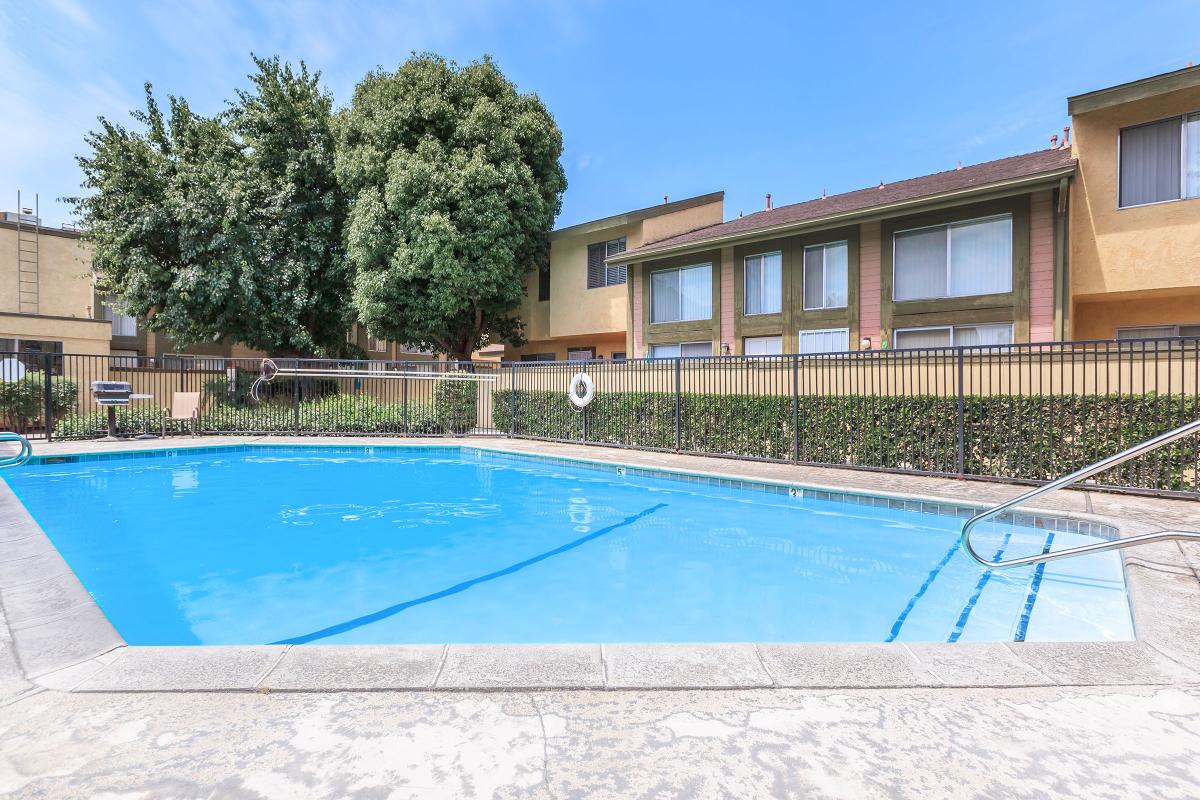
[568,372,595,409]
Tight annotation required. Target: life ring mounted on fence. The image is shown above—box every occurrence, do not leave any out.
[568,372,595,410]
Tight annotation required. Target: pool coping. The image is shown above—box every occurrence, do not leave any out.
[2,436,1198,694]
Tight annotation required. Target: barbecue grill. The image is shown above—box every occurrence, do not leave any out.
[90,380,154,440]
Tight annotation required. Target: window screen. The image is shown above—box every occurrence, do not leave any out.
[1120,117,1183,207]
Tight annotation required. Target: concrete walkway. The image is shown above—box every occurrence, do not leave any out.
[3,683,1200,798]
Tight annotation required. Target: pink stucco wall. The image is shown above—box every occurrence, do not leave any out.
[1029,190,1055,343]
[858,222,882,347]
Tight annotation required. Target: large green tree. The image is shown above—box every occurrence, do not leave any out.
[70,56,353,356]
[336,54,566,360]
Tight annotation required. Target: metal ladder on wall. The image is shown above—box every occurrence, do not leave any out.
[961,418,1200,568]
[15,192,39,315]
[0,432,32,468]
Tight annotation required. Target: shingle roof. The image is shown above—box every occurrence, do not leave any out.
[621,147,1075,260]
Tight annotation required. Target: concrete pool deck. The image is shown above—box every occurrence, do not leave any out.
[1,435,1197,695]
[2,435,1199,797]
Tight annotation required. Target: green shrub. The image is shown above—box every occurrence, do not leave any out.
[0,371,77,433]
[492,389,1200,492]
[432,372,479,434]
[54,406,191,439]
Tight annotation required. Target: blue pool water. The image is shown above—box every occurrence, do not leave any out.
[2,445,1133,645]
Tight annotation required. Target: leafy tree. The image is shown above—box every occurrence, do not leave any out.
[70,56,353,356]
[336,54,566,360]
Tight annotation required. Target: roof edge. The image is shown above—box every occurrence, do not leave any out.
[1068,64,1200,116]
[609,165,1074,264]
[550,191,724,240]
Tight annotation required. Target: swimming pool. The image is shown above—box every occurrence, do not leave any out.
[2,445,1133,645]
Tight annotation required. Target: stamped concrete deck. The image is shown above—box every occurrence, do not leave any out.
[2,435,1199,797]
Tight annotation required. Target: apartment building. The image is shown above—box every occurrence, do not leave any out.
[0,212,111,361]
[1068,64,1200,340]
[501,192,724,362]
[611,150,1073,357]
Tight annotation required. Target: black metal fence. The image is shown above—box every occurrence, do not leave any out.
[1,337,1198,497]
[498,337,1200,498]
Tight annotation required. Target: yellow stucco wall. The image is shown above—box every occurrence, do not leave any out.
[641,200,723,245]
[1072,288,1200,340]
[1069,85,1200,311]
[0,225,96,319]
[0,312,111,355]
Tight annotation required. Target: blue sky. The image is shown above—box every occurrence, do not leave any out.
[3,0,1198,228]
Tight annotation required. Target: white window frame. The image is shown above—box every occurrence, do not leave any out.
[101,297,138,338]
[891,214,1013,302]
[892,322,1015,350]
[566,347,595,361]
[1117,111,1200,209]
[802,241,849,310]
[743,251,782,316]
[743,335,783,356]
[649,263,713,324]
[797,327,850,356]
[1116,323,1200,340]
[366,335,387,353]
[649,341,711,359]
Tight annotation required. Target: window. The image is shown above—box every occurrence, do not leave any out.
[567,347,595,361]
[109,349,139,369]
[1119,113,1200,207]
[893,323,1013,350]
[366,335,387,353]
[893,215,1012,301]
[650,263,712,323]
[798,328,849,355]
[520,353,556,362]
[537,265,550,301]
[611,351,627,362]
[803,242,849,310]
[650,341,711,359]
[101,297,138,337]
[743,335,782,356]
[1116,324,1200,340]
[587,237,628,289]
[744,252,782,315]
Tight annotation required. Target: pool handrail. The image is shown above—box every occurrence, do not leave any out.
[0,432,32,468]
[961,417,1200,569]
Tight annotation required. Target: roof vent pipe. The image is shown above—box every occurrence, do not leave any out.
[765,193,772,211]
[1050,134,1058,148]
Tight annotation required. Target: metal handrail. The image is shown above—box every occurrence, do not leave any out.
[961,418,1200,568]
[0,432,32,468]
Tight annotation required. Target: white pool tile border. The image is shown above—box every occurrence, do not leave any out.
[1,436,1198,693]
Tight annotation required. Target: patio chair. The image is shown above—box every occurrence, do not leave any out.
[162,391,201,436]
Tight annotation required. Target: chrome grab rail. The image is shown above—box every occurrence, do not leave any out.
[961,418,1200,569]
[0,432,32,468]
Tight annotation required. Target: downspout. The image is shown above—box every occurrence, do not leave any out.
[1053,176,1070,340]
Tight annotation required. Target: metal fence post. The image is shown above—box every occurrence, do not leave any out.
[792,354,800,463]
[293,372,301,436]
[674,357,682,452]
[956,346,965,475]
[402,376,408,435]
[42,353,53,443]
[509,362,517,437]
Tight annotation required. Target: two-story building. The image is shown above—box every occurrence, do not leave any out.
[1067,65,1200,340]
[612,150,1073,356]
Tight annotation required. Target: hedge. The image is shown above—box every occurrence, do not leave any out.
[54,393,478,439]
[492,389,1200,492]
[0,372,77,433]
